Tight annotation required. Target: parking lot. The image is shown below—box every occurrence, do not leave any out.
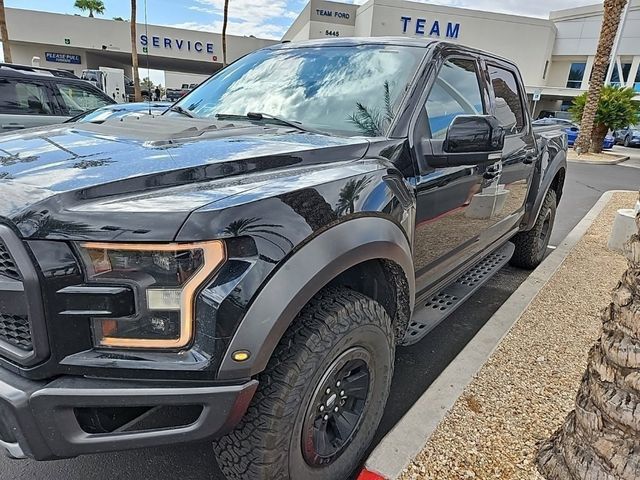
[3,146,638,480]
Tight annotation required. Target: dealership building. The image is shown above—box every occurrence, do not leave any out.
[3,1,640,115]
[284,0,640,116]
[2,7,277,88]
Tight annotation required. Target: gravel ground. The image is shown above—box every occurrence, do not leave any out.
[399,192,636,480]
[567,151,627,163]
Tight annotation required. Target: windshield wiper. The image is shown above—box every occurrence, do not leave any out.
[169,105,195,118]
[215,112,327,135]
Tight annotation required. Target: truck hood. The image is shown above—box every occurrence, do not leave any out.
[0,116,370,240]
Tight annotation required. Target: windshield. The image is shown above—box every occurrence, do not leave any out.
[173,44,425,136]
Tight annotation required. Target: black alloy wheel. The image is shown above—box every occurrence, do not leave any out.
[301,348,372,467]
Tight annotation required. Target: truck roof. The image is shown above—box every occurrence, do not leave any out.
[273,37,516,66]
[277,36,437,49]
[0,62,78,79]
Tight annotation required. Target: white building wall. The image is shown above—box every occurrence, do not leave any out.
[164,72,210,89]
[364,0,556,87]
[5,8,276,75]
[8,42,89,76]
[552,0,640,57]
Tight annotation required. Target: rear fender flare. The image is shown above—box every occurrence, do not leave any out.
[217,216,415,380]
[522,156,566,231]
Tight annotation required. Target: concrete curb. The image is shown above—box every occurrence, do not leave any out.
[568,154,630,165]
[363,190,632,480]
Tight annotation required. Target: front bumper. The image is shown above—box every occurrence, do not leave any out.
[0,367,257,460]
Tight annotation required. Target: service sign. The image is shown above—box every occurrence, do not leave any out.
[140,35,215,56]
[45,52,81,64]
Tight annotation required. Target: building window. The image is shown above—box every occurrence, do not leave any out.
[543,60,549,80]
[610,63,632,87]
[635,67,640,93]
[566,62,586,89]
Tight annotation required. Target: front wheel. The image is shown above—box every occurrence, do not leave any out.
[624,136,631,147]
[509,189,557,270]
[213,287,395,480]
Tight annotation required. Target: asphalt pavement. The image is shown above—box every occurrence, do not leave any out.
[3,146,640,480]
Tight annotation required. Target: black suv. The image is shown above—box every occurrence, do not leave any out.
[0,63,115,132]
[0,38,567,480]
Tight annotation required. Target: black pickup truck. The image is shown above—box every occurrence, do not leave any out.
[0,38,566,480]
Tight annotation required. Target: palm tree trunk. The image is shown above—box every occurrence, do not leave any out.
[0,0,12,64]
[575,0,627,154]
[130,0,142,102]
[537,193,640,479]
[222,0,229,67]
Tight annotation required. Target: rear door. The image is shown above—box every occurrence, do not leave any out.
[0,77,65,131]
[484,61,537,238]
[412,55,502,293]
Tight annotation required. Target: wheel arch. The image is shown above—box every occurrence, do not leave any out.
[522,159,566,231]
[216,216,415,381]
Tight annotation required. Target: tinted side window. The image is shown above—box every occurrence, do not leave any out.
[488,65,525,134]
[0,79,53,115]
[55,83,112,115]
[425,58,484,139]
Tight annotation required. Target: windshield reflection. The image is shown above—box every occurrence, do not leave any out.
[175,45,424,137]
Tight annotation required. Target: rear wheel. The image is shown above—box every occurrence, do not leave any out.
[213,287,395,480]
[624,136,631,147]
[509,189,556,269]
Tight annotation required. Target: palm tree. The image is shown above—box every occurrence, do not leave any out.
[73,0,106,18]
[223,217,293,255]
[336,177,372,216]
[537,199,640,479]
[570,86,639,154]
[222,0,229,66]
[0,0,12,63]
[348,81,393,137]
[130,0,142,102]
[575,0,628,154]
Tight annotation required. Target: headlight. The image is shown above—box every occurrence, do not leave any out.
[78,241,225,349]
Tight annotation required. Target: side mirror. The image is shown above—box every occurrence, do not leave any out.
[428,115,505,167]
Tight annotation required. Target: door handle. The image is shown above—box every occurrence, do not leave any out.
[483,165,502,180]
[2,124,25,130]
[523,150,537,164]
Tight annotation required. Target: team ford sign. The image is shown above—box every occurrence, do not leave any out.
[140,35,215,55]
[45,52,82,64]
[400,17,460,39]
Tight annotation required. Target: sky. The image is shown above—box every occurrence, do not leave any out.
[6,0,604,41]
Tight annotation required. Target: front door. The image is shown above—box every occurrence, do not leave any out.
[485,62,537,239]
[412,56,502,294]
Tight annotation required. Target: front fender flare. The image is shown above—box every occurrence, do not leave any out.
[217,216,415,380]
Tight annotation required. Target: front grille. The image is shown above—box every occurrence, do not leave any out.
[0,314,33,351]
[0,225,49,366]
[0,241,20,280]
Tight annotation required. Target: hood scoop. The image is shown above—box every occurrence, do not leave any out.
[77,114,280,145]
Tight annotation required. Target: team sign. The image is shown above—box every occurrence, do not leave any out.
[400,17,460,38]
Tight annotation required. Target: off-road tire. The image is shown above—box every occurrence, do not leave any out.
[213,287,395,480]
[509,189,556,270]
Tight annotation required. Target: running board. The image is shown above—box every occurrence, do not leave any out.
[402,242,515,346]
